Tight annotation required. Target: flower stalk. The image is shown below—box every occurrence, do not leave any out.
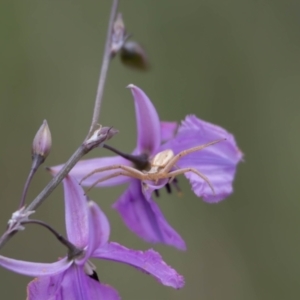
[0,0,120,251]
[23,220,82,259]
[88,0,119,135]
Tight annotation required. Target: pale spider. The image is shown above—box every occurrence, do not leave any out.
[80,139,225,194]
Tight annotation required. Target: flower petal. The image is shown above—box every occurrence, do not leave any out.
[63,176,89,248]
[160,121,177,142]
[68,267,120,300]
[128,84,161,154]
[161,115,243,202]
[112,179,186,250]
[27,272,64,300]
[93,242,184,289]
[142,179,169,200]
[27,266,120,300]
[86,201,110,257]
[0,255,71,277]
[50,156,131,188]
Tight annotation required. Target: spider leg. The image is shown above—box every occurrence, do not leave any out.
[85,170,137,194]
[80,164,145,184]
[166,164,179,184]
[165,168,215,194]
[168,176,176,183]
[118,165,146,180]
[80,165,124,184]
[163,139,224,173]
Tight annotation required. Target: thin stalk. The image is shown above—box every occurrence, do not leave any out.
[23,220,82,258]
[88,0,119,135]
[19,155,44,209]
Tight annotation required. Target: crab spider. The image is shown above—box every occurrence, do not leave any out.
[80,139,225,194]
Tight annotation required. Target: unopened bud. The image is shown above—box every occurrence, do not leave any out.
[120,41,149,71]
[111,13,127,57]
[32,120,52,159]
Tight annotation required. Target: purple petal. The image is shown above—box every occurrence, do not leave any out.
[27,272,64,300]
[142,179,169,200]
[113,179,186,250]
[93,242,184,289]
[50,156,131,188]
[162,115,243,202]
[27,266,120,300]
[128,84,161,154]
[85,201,110,257]
[0,255,71,277]
[160,121,178,142]
[63,176,89,248]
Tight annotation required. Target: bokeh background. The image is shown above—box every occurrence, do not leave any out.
[0,0,299,299]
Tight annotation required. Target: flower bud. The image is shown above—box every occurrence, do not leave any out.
[120,40,149,71]
[32,120,52,159]
[111,13,127,57]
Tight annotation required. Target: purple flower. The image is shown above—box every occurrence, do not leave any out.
[0,176,184,299]
[159,114,243,202]
[51,85,242,250]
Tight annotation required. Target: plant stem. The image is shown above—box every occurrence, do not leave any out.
[26,145,86,212]
[19,155,44,209]
[88,0,119,136]
[0,0,120,251]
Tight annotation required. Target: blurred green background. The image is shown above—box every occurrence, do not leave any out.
[0,0,299,299]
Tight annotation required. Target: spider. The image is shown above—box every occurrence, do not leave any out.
[80,139,225,194]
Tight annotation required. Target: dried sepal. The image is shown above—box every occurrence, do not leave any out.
[111,13,127,57]
[85,125,119,150]
[7,207,35,231]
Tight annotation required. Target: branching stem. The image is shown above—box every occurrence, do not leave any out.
[0,0,119,251]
